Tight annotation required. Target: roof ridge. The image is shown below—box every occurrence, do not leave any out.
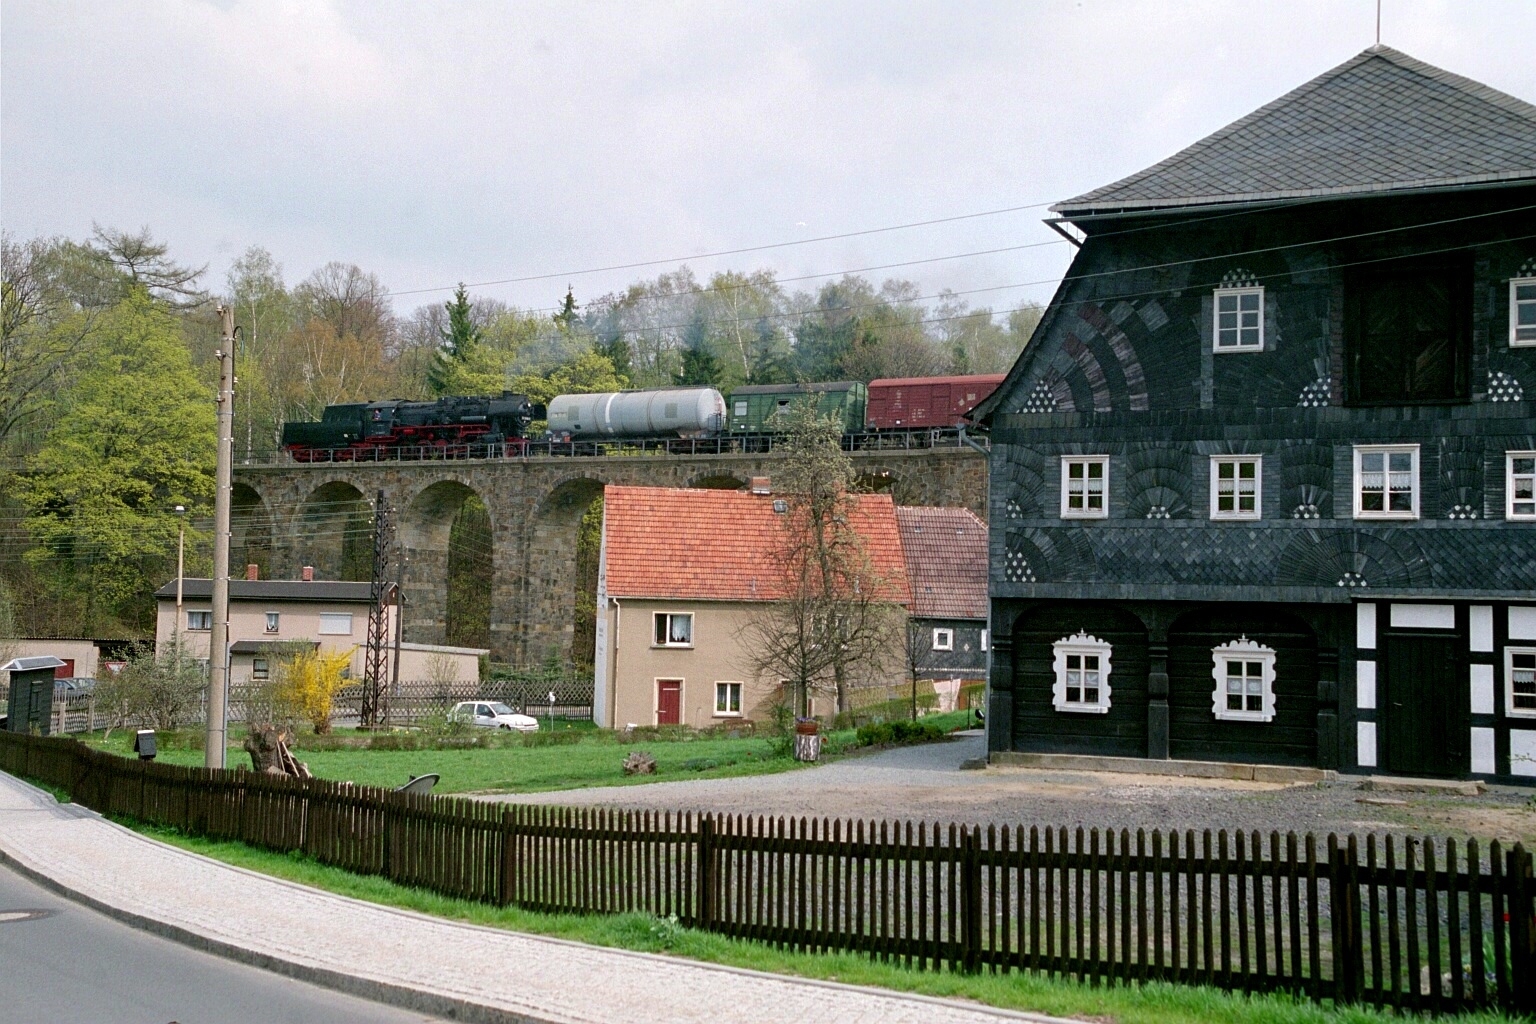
[1054,46,1536,215]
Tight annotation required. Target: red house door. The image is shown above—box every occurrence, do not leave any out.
[656,679,682,725]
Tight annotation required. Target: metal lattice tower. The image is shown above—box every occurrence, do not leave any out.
[360,490,396,728]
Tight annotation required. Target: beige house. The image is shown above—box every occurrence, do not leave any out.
[154,575,484,685]
[594,485,910,729]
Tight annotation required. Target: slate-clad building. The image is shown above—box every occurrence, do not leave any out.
[975,47,1536,781]
[895,506,990,694]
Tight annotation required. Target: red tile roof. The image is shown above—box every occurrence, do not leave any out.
[603,485,910,604]
[894,506,989,621]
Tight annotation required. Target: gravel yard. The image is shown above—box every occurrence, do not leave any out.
[487,732,1536,845]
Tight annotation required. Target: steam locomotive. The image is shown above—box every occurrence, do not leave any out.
[281,393,540,462]
[280,374,1004,461]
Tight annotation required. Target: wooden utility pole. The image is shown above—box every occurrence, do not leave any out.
[206,305,236,769]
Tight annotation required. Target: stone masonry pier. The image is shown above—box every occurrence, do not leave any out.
[233,446,986,663]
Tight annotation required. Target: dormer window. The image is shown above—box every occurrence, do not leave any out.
[1213,287,1263,351]
[1512,278,1536,347]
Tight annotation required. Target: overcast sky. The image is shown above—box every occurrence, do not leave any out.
[4,1,1534,319]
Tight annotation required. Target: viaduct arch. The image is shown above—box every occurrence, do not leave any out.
[235,447,986,665]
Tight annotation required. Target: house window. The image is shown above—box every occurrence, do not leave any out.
[1353,445,1419,520]
[1508,649,1536,718]
[1345,254,1470,404]
[714,681,743,716]
[653,612,693,647]
[265,612,280,634]
[932,628,954,652]
[1512,278,1536,347]
[318,612,353,635]
[1210,637,1277,723]
[186,610,211,631]
[1060,456,1109,519]
[252,658,269,681]
[1051,631,1112,714]
[1214,287,1263,351]
[1508,452,1536,520]
[1210,456,1262,520]
[981,629,989,652]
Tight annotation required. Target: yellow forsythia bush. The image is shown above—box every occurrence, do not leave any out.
[276,647,356,734]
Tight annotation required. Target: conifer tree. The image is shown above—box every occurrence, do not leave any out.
[428,283,482,396]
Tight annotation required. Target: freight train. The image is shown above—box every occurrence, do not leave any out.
[280,374,1004,460]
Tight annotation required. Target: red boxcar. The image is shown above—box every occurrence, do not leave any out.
[864,374,1006,430]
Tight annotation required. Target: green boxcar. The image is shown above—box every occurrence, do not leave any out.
[726,382,868,435]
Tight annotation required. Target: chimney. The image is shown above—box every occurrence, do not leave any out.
[301,566,314,582]
[245,564,259,581]
[750,476,771,495]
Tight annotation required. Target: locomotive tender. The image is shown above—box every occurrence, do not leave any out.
[280,373,1005,459]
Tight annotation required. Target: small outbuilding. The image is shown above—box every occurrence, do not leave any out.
[2,656,67,735]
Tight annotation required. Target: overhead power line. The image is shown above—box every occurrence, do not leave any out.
[392,200,1058,296]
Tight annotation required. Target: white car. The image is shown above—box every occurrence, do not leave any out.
[449,701,540,732]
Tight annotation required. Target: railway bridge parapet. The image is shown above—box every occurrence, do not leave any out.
[232,445,987,663]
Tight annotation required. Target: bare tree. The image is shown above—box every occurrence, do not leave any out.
[901,616,934,722]
[0,233,98,448]
[747,401,900,716]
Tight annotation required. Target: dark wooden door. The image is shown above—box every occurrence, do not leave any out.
[656,679,682,725]
[1383,633,1465,776]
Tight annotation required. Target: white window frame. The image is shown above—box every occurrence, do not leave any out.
[1353,445,1420,520]
[1051,631,1112,714]
[714,680,743,717]
[317,612,353,635]
[1511,277,1536,347]
[1211,637,1278,723]
[186,610,211,631]
[265,611,280,634]
[1507,647,1536,719]
[653,612,694,648]
[932,628,954,652]
[1213,286,1264,352]
[1508,451,1536,521]
[1209,455,1262,521]
[981,629,989,652]
[1060,456,1110,519]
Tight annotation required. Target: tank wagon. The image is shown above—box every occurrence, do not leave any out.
[281,393,537,461]
[865,374,1005,430]
[725,381,868,436]
[546,387,725,441]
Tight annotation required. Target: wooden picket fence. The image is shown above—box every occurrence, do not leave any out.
[2,729,1531,1014]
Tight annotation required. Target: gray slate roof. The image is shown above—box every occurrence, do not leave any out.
[153,579,378,603]
[1055,46,1536,216]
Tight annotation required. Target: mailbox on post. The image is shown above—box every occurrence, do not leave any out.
[134,729,157,761]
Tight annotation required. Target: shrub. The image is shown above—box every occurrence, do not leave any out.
[274,647,355,735]
[93,639,206,735]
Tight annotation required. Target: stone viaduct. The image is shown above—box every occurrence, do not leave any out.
[232,446,987,664]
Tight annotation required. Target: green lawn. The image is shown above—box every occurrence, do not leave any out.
[80,711,977,795]
[121,821,1520,1024]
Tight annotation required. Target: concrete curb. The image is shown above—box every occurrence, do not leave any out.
[0,773,1087,1024]
[988,751,1335,785]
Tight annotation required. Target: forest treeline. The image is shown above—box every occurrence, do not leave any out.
[0,225,1039,640]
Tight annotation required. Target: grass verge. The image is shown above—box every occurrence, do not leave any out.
[79,710,977,796]
[117,818,1516,1024]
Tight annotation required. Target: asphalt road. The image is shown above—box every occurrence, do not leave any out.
[0,863,446,1024]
